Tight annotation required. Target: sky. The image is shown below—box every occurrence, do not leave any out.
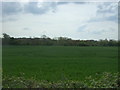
[0,0,119,40]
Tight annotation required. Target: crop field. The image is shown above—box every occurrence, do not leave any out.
[2,46,118,82]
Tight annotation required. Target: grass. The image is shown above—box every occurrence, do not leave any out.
[3,46,118,82]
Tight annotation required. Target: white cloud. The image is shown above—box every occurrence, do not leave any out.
[77,21,118,40]
[2,2,118,40]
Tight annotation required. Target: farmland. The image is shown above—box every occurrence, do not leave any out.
[2,46,118,82]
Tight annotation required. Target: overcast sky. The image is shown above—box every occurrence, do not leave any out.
[1,1,118,40]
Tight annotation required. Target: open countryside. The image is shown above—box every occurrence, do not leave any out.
[2,1,119,88]
[3,45,118,88]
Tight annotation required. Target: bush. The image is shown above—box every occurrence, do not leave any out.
[2,72,120,88]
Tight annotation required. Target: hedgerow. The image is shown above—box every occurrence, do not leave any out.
[2,72,120,88]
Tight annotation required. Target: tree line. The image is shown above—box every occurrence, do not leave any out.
[2,33,119,46]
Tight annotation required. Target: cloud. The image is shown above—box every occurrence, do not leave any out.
[76,21,118,40]
[2,1,86,17]
[92,30,105,35]
[73,2,87,4]
[2,2,57,17]
[24,2,57,15]
[57,2,85,5]
[24,1,86,15]
[97,2,117,14]
[1,2,58,22]
[77,25,87,32]
[2,2,118,40]
[23,27,30,30]
[88,15,117,23]
[57,2,69,5]
[88,2,118,23]
[2,17,18,22]
[24,2,48,14]
[2,2,22,16]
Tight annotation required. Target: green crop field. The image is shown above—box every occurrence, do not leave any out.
[3,46,118,82]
